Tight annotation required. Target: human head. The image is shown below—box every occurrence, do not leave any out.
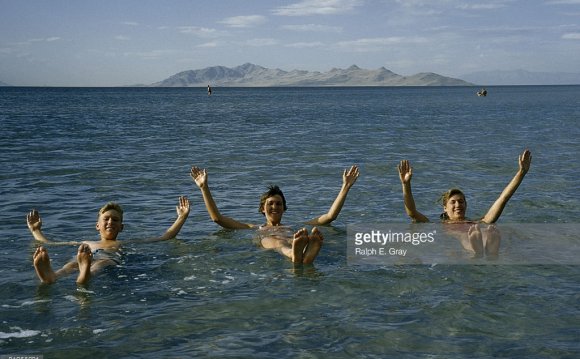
[97,202,124,222]
[438,188,467,221]
[258,185,288,226]
[96,202,124,240]
[259,185,288,214]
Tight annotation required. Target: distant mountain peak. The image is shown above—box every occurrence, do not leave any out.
[235,63,264,72]
[151,64,472,87]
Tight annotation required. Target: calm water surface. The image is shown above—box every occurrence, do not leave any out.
[0,86,579,358]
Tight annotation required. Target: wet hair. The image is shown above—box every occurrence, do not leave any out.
[259,185,287,215]
[438,188,465,220]
[98,202,124,222]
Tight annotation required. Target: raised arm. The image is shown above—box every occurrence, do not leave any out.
[398,160,429,223]
[26,209,78,245]
[306,165,360,226]
[26,209,51,243]
[147,196,192,242]
[190,166,253,229]
[481,149,532,224]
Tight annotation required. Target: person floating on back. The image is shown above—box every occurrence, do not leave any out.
[27,196,191,285]
[397,149,531,257]
[190,165,360,264]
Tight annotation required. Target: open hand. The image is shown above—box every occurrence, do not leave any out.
[343,165,360,188]
[190,166,208,188]
[519,149,532,174]
[398,160,413,184]
[176,196,190,218]
[26,209,43,232]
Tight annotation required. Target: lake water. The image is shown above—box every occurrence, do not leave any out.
[0,86,579,358]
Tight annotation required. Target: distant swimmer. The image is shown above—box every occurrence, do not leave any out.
[397,149,532,257]
[207,84,212,96]
[190,165,360,264]
[27,197,191,286]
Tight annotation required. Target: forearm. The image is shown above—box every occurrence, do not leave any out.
[29,229,77,245]
[307,184,351,225]
[199,185,251,229]
[199,185,224,223]
[158,214,189,241]
[482,170,527,223]
[401,182,429,223]
[29,229,50,243]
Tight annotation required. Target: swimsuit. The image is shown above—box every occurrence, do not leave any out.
[92,248,123,265]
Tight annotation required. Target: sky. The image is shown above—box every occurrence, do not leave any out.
[1,0,579,86]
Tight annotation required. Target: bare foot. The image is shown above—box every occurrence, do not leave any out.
[76,244,93,285]
[467,224,484,258]
[33,246,57,284]
[303,227,324,264]
[484,224,501,257]
[291,228,309,263]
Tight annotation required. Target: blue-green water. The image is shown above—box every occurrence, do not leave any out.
[0,86,579,358]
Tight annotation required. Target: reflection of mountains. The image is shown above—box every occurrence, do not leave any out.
[151,63,473,87]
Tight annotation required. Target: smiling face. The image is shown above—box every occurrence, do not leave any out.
[261,195,285,226]
[96,209,124,241]
[443,193,467,221]
[259,185,288,226]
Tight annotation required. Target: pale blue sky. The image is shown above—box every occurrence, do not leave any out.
[1,0,579,86]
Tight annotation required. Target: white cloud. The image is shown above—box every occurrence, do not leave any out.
[115,35,131,41]
[0,47,14,55]
[273,0,363,16]
[562,32,580,39]
[285,41,325,48]
[457,3,506,10]
[197,42,219,48]
[178,26,223,38]
[245,38,279,46]
[281,24,342,32]
[546,0,580,4]
[219,15,267,28]
[123,49,179,60]
[337,36,427,51]
[27,37,61,43]
[121,21,139,26]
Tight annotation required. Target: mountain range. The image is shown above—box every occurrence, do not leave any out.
[3,67,577,87]
[151,63,472,87]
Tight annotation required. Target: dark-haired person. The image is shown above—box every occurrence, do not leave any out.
[397,149,532,257]
[190,165,359,264]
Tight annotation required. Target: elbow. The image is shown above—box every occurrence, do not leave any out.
[326,210,341,223]
[481,216,497,225]
[210,216,232,229]
[404,206,416,219]
[327,213,339,223]
[313,214,335,226]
